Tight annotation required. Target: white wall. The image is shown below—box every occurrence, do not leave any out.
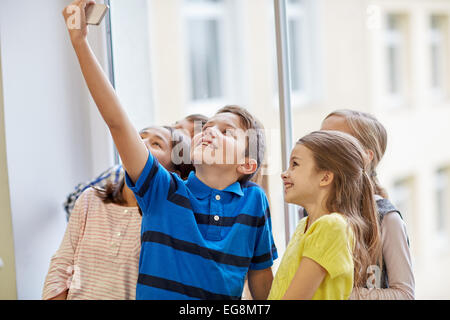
[0,0,114,299]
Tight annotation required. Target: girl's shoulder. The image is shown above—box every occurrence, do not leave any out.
[79,186,103,203]
[72,187,113,216]
[305,213,353,243]
[314,213,348,230]
[303,213,350,239]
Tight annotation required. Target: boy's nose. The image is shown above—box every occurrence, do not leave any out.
[281,171,288,180]
[204,126,218,138]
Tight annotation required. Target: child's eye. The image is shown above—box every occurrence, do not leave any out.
[225,129,237,137]
[152,142,161,148]
[292,161,299,167]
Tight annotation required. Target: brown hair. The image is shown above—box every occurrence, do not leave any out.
[184,113,209,128]
[324,109,388,198]
[298,130,382,288]
[94,176,140,211]
[215,105,266,183]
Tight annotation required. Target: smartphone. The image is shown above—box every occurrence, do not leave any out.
[85,3,109,25]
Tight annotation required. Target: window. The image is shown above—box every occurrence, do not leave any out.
[391,177,415,231]
[272,0,317,108]
[429,15,448,100]
[384,14,409,107]
[184,0,233,112]
[436,168,450,238]
[287,0,306,95]
[287,0,316,107]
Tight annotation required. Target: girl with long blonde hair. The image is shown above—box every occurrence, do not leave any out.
[269,130,382,299]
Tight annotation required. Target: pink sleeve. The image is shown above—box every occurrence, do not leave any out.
[350,212,415,300]
[42,189,90,300]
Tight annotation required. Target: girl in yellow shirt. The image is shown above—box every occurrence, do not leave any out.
[269,131,382,300]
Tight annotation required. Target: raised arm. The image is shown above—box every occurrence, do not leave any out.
[62,0,148,183]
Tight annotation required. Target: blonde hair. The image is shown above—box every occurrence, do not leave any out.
[324,109,389,198]
[298,131,383,288]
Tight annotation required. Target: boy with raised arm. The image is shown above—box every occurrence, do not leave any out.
[62,0,277,300]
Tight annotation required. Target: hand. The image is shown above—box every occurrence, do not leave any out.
[62,0,96,46]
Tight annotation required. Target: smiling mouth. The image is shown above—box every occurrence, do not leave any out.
[284,183,293,191]
[198,140,217,150]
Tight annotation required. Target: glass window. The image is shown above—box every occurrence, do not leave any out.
[436,168,449,235]
[188,19,223,100]
[385,15,404,97]
[273,0,314,109]
[382,13,411,109]
[429,15,447,98]
[391,177,415,231]
[287,0,305,94]
[286,0,315,107]
[185,0,226,103]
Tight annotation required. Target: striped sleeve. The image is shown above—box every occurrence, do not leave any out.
[249,193,278,270]
[124,152,171,214]
[42,189,90,300]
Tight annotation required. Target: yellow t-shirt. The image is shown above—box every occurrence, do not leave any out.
[268,213,354,300]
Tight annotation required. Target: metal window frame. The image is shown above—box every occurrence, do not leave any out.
[103,0,121,165]
[274,0,297,245]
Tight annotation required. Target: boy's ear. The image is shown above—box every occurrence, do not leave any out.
[319,171,334,187]
[237,158,258,176]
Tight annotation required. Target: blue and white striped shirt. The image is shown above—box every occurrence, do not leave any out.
[125,152,278,300]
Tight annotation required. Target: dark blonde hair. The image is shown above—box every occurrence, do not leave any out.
[298,130,382,288]
[324,109,388,198]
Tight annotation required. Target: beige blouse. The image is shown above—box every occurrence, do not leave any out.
[350,197,415,300]
[42,188,141,300]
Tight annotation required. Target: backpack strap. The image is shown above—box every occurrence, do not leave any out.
[376,198,403,222]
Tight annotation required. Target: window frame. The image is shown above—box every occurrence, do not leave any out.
[429,15,448,102]
[182,0,236,115]
[286,0,309,106]
[391,176,415,235]
[272,0,317,110]
[383,13,408,109]
[435,167,450,251]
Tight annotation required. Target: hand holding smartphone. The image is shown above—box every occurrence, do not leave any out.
[85,3,109,25]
